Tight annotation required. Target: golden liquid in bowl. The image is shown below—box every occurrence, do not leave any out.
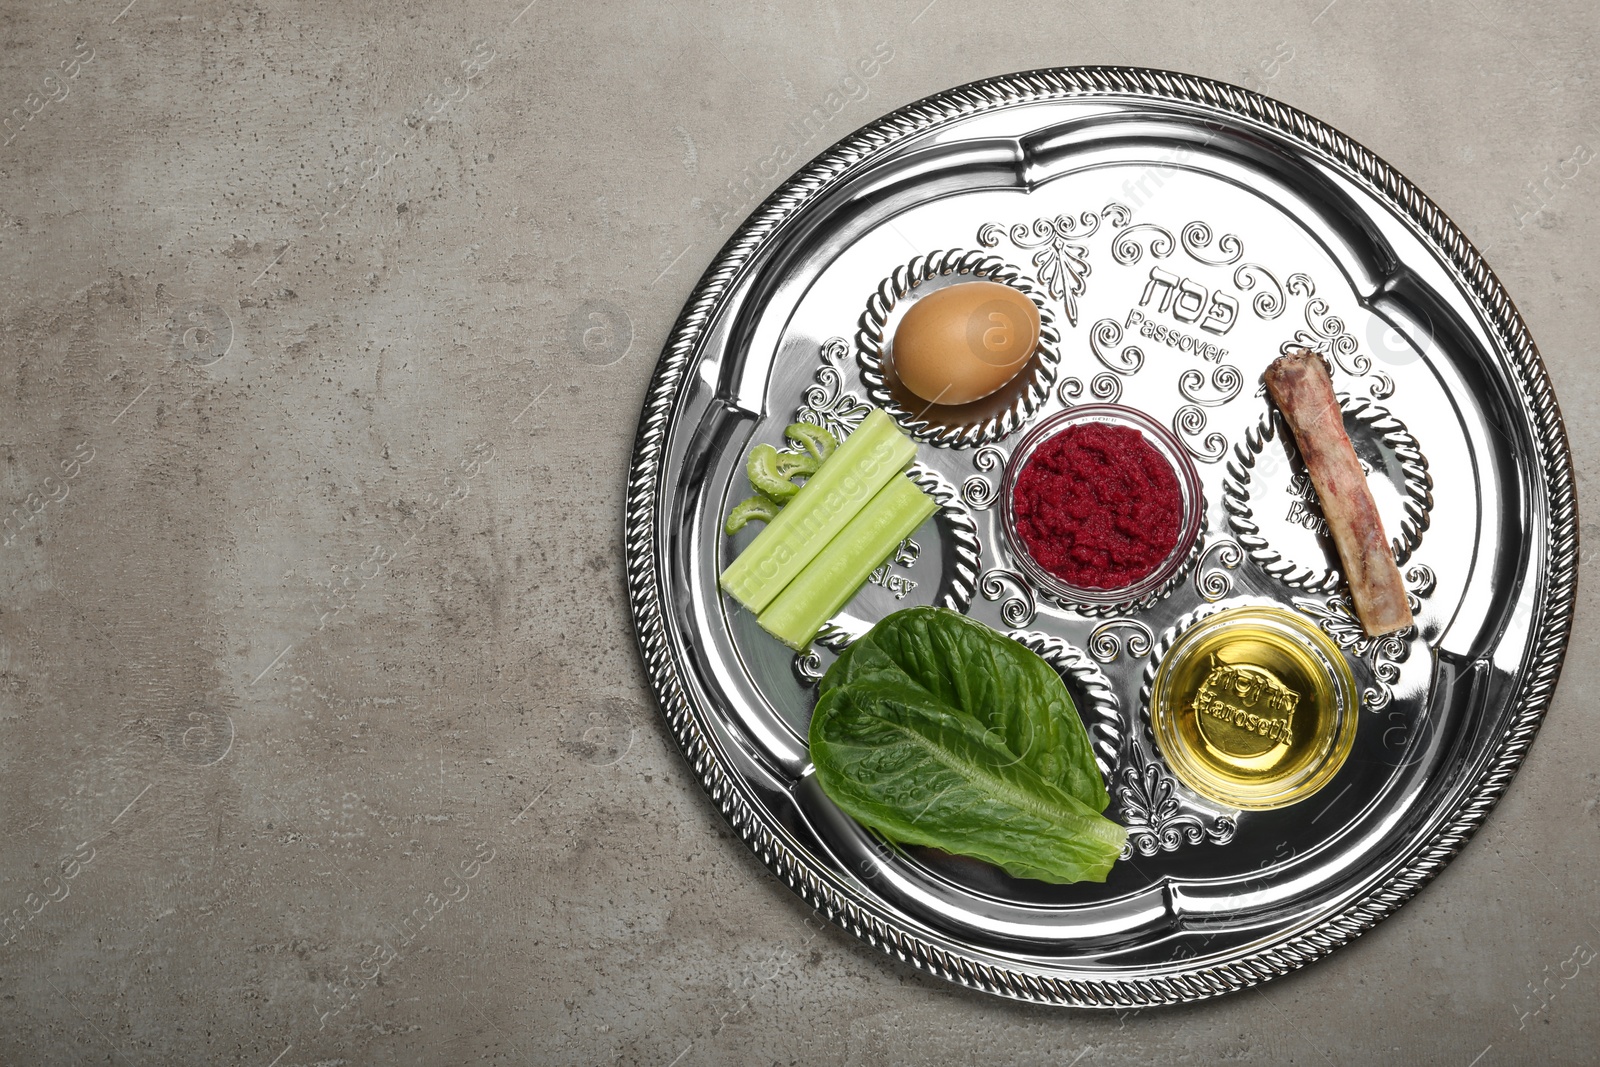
[1151,606,1357,810]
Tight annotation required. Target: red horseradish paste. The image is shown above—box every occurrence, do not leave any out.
[1011,422,1183,589]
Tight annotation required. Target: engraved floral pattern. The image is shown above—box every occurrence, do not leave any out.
[1057,372,1124,406]
[1194,537,1245,601]
[1111,222,1176,265]
[1089,317,1145,375]
[1116,762,1238,858]
[978,203,1131,327]
[1283,297,1368,376]
[1173,404,1227,462]
[1178,364,1244,407]
[796,336,874,440]
[1234,262,1285,319]
[1180,221,1243,265]
[1291,588,1427,711]
[793,650,826,685]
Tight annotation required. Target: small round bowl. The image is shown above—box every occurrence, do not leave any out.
[1000,404,1205,612]
[1150,606,1359,810]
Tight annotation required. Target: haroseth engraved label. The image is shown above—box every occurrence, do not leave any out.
[1194,656,1298,754]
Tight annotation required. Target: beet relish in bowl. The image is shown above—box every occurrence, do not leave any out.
[1000,405,1204,609]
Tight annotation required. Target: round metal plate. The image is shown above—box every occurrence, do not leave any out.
[625,67,1576,1007]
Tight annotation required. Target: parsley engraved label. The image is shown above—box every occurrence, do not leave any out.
[1194,657,1298,757]
[865,537,920,600]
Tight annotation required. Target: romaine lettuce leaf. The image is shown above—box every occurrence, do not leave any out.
[809,607,1125,884]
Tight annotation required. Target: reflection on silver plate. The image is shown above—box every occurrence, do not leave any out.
[625,67,1576,1007]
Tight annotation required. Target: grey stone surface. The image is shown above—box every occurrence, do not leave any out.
[1,1,1596,1064]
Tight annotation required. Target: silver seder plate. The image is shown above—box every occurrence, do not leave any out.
[625,68,1577,1007]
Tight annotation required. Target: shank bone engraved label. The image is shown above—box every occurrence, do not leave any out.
[1286,461,1369,535]
[1194,658,1298,754]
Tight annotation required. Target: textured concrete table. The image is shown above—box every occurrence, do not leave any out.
[2,1,1597,1064]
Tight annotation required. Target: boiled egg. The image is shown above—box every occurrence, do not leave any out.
[890,281,1040,406]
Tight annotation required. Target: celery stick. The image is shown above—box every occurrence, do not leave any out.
[757,474,938,651]
[720,409,916,614]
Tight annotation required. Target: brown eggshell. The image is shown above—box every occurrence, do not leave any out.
[889,281,1040,406]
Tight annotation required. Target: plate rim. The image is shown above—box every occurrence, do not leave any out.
[623,65,1578,1008]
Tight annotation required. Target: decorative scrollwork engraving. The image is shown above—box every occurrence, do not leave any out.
[972,445,1006,473]
[1284,297,1369,376]
[1088,619,1154,663]
[793,650,825,685]
[1101,201,1133,228]
[1194,538,1245,602]
[979,568,1036,627]
[1286,273,1315,297]
[1173,404,1227,462]
[1116,762,1237,858]
[1234,262,1285,319]
[1090,317,1145,375]
[978,208,1121,327]
[959,478,995,510]
[796,336,874,440]
[1181,220,1243,266]
[1056,375,1132,409]
[1057,372,1125,407]
[1112,223,1176,266]
[1293,594,1413,710]
[1405,563,1436,600]
[1369,372,1396,400]
[959,445,1008,511]
[1178,364,1244,407]
[1090,372,1123,403]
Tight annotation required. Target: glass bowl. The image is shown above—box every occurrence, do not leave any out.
[999,404,1205,612]
[1149,605,1359,810]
